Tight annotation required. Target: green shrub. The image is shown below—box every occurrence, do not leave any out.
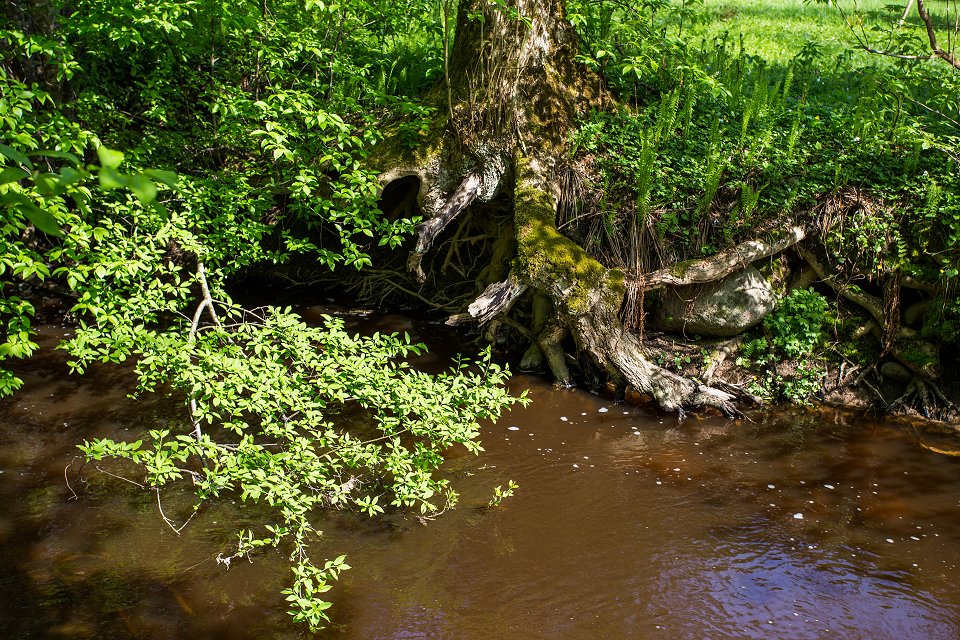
[764,288,830,359]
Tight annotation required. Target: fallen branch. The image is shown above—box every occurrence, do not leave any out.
[634,225,806,291]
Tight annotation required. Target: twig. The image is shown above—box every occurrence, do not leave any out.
[188,261,227,440]
[156,489,199,536]
[379,278,460,311]
[64,457,79,500]
[94,464,146,489]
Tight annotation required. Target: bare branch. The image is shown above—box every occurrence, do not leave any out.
[64,457,79,500]
[188,262,225,440]
[918,0,960,69]
[157,489,199,536]
[899,0,915,28]
[797,245,885,325]
[94,464,146,489]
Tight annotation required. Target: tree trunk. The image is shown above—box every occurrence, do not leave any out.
[372,0,742,417]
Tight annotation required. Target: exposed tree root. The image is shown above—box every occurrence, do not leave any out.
[446,274,527,325]
[370,0,752,419]
[702,336,745,385]
[408,171,484,281]
[890,376,958,420]
[518,293,551,372]
[513,162,745,417]
[797,245,940,379]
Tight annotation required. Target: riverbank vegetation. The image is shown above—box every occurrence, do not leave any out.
[2,0,960,629]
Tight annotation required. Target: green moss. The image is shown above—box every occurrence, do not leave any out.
[668,260,693,278]
[513,157,624,316]
[367,109,449,175]
[899,340,940,376]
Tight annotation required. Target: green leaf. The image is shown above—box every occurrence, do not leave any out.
[35,172,60,195]
[128,174,157,204]
[0,144,33,169]
[151,201,170,220]
[143,169,179,187]
[58,166,86,189]
[98,166,129,190]
[96,146,125,170]
[0,167,29,185]
[31,149,81,166]
[18,203,61,236]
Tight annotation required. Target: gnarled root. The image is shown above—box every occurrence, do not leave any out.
[513,161,746,419]
[889,376,958,420]
[635,226,806,291]
[797,245,941,379]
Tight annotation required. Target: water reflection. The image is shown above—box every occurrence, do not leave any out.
[1,313,959,639]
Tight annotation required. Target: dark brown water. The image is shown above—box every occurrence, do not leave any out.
[2,309,960,639]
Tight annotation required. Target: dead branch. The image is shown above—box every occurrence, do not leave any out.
[634,225,806,291]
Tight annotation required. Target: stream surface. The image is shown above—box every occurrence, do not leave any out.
[2,307,960,639]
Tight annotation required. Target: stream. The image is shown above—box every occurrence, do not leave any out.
[1,307,959,639]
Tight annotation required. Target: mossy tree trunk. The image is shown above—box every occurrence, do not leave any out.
[371,0,742,417]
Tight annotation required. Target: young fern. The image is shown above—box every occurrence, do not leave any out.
[739,181,762,224]
[698,152,724,218]
[786,108,803,163]
[635,129,657,220]
[781,62,794,102]
[681,88,696,140]
[655,87,682,144]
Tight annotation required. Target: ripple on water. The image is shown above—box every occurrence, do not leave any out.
[648,523,960,640]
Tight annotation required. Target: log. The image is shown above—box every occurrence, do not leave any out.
[634,225,806,291]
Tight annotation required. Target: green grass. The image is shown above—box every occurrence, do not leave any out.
[669,0,928,65]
